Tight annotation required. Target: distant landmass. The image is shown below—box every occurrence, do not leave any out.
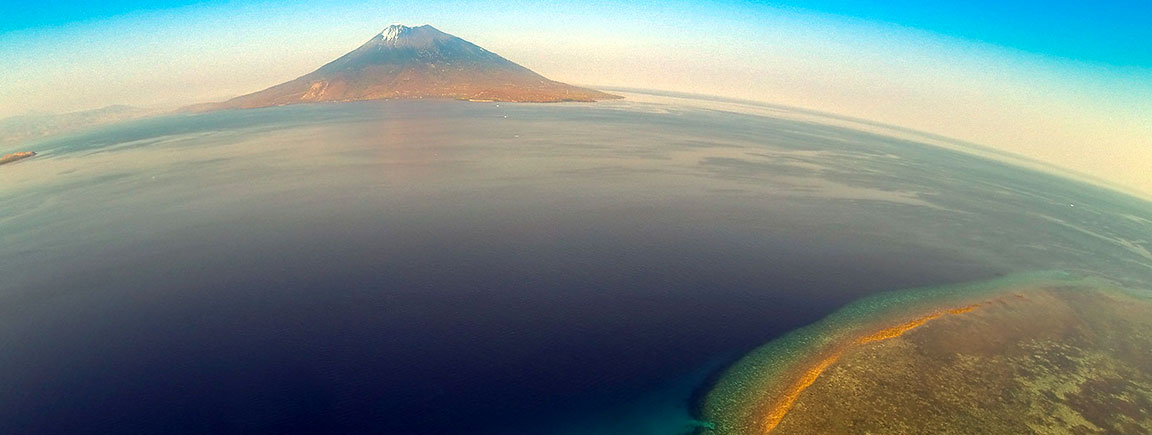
[198,24,619,111]
[0,151,36,166]
[0,105,151,148]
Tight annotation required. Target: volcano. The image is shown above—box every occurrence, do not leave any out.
[209,24,618,109]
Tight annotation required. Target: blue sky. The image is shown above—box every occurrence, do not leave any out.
[764,0,1152,67]
[5,0,1150,68]
[1,0,1150,194]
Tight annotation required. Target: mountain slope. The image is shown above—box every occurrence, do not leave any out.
[210,24,618,109]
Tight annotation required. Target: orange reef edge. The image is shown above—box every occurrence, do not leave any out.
[760,303,982,432]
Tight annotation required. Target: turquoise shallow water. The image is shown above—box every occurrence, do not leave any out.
[1,92,1150,433]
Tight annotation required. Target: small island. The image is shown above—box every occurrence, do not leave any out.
[698,273,1152,434]
[0,151,36,166]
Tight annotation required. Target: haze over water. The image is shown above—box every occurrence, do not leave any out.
[2,92,1150,433]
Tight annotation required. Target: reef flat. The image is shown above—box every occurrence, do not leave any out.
[698,272,1152,434]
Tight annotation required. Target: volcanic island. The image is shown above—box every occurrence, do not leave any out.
[193,24,619,111]
[697,272,1152,434]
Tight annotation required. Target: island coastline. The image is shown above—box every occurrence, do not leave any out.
[696,272,1152,434]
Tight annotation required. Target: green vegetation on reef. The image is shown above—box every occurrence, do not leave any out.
[698,272,1152,434]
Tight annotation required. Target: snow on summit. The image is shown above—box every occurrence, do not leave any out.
[380,24,411,41]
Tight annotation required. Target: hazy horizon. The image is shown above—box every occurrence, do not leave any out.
[2,0,1150,196]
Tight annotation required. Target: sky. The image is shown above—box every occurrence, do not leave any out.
[1,0,1150,196]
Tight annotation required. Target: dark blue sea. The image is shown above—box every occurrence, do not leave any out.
[2,91,1150,434]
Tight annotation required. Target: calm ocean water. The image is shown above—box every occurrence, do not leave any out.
[2,92,1149,433]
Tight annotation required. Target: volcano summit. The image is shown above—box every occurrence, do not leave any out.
[209,24,618,109]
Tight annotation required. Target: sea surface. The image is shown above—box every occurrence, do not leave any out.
[2,91,1150,434]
